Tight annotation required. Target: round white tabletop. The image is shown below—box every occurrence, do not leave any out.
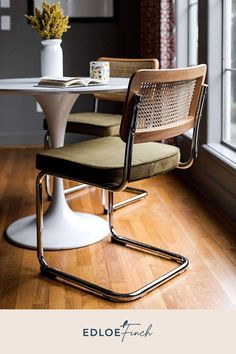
[0,77,129,250]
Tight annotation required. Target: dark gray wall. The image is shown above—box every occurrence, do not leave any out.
[0,0,139,145]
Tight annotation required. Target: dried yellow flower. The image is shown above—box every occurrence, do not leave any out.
[25,1,70,39]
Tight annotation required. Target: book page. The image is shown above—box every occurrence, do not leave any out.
[36,77,108,87]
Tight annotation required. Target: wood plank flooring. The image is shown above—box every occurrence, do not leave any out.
[0,147,236,309]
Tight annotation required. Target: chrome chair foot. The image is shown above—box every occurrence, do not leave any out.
[40,266,57,279]
[102,187,148,214]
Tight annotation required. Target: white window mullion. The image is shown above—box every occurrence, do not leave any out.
[223,0,232,144]
[188,0,198,66]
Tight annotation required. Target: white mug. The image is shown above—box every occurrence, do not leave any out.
[90,61,110,82]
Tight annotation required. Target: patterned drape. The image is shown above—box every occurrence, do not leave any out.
[140,0,176,68]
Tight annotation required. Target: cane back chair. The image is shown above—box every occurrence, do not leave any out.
[44,57,159,212]
[36,65,207,301]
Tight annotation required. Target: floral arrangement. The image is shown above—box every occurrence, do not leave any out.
[26,1,70,39]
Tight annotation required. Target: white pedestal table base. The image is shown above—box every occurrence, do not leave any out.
[6,211,109,250]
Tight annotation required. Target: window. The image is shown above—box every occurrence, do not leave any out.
[223,0,236,150]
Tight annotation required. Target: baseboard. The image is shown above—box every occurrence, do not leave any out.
[0,132,45,146]
[0,132,86,146]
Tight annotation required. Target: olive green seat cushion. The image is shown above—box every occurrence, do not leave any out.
[43,112,121,137]
[36,137,180,188]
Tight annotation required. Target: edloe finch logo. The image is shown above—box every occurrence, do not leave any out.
[82,320,153,343]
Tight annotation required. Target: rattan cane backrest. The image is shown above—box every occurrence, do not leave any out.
[94,57,159,102]
[120,65,207,143]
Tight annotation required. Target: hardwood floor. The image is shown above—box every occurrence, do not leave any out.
[0,147,236,309]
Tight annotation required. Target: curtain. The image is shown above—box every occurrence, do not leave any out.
[140,0,176,69]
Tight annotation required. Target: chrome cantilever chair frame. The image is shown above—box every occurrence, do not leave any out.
[36,66,207,301]
[44,57,159,212]
[37,171,189,301]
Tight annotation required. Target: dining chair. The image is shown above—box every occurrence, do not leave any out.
[36,65,207,301]
[44,57,159,213]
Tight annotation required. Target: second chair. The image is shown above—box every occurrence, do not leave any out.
[44,57,159,212]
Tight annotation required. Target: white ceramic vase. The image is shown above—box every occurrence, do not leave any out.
[41,39,63,77]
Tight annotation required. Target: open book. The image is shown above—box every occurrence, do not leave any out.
[36,76,108,88]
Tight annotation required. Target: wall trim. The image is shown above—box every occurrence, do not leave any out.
[0,132,45,146]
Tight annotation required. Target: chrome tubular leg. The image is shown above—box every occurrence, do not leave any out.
[36,171,56,278]
[64,183,88,195]
[44,132,50,149]
[37,182,189,302]
[107,190,114,231]
[36,172,47,266]
[45,175,53,200]
[113,186,148,211]
[101,189,108,212]
[44,132,53,200]
[102,186,148,214]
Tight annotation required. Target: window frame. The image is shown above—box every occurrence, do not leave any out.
[176,0,198,68]
[175,0,236,223]
[206,0,236,167]
[176,0,236,166]
[188,0,199,66]
[222,0,236,151]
